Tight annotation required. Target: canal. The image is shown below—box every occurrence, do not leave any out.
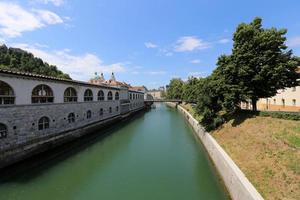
[0,103,229,200]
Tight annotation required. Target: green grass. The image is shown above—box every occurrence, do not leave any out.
[287,135,300,148]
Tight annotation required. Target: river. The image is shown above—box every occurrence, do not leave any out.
[0,103,229,200]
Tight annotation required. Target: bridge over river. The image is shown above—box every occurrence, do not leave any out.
[0,103,229,200]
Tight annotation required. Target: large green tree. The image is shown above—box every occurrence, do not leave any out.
[183,77,204,103]
[166,78,184,99]
[231,17,299,110]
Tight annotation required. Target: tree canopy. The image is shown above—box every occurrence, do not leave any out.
[0,44,71,79]
[166,17,299,131]
[230,17,299,110]
[166,78,184,99]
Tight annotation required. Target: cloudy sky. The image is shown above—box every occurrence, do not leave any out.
[0,0,300,88]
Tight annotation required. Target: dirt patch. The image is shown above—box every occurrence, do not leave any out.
[212,116,300,200]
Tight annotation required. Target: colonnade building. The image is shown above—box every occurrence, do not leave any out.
[0,69,145,168]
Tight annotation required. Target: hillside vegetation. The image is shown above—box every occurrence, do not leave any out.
[0,45,71,79]
[212,115,300,200]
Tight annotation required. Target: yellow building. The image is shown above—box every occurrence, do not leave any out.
[257,86,300,112]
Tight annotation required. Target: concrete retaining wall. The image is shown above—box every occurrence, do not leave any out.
[176,105,264,200]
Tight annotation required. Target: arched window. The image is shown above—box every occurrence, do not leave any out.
[64,87,77,102]
[116,106,119,112]
[0,81,15,105]
[115,92,119,100]
[130,93,132,100]
[38,116,50,130]
[68,113,75,123]
[0,123,7,138]
[98,90,104,101]
[107,91,113,100]
[32,84,54,103]
[99,108,103,116]
[87,110,92,119]
[84,89,93,101]
[109,107,112,113]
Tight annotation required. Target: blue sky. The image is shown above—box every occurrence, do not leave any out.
[0,0,300,89]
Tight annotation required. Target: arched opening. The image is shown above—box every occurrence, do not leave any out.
[99,108,103,116]
[32,84,54,103]
[64,87,77,102]
[0,80,15,105]
[68,113,75,123]
[115,92,119,100]
[107,91,113,101]
[116,106,119,112]
[38,116,50,130]
[84,89,93,101]
[0,123,7,138]
[98,90,104,101]
[87,110,92,119]
[109,107,112,113]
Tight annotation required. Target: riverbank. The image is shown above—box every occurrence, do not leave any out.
[167,102,264,200]
[212,115,300,200]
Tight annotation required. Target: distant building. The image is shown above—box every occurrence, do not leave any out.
[89,72,130,88]
[241,67,300,112]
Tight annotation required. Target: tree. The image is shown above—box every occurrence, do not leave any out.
[0,44,71,79]
[231,17,299,111]
[183,77,204,103]
[166,78,184,99]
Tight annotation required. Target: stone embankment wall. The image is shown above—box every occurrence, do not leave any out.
[0,104,145,169]
[168,102,264,200]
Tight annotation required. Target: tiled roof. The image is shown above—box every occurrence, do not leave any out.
[0,69,120,90]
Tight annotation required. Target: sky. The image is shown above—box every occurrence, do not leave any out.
[0,0,300,89]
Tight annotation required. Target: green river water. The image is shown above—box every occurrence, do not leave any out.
[0,103,229,200]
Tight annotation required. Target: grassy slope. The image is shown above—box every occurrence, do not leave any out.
[211,115,300,200]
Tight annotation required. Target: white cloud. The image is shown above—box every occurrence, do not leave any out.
[174,36,210,52]
[287,37,300,47]
[190,59,201,64]
[13,43,126,81]
[0,2,63,38]
[33,10,64,24]
[146,71,166,75]
[32,0,65,6]
[218,38,230,44]
[188,71,207,78]
[144,42,158,48]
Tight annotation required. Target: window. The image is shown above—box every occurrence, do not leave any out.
[109,107,112,113]
[87,110,92,119]
[98,90,104,101]
[282,99,285,107]
[0,123,7,138]
[115,92,119,100]
[64,87,77,102]
[99,108,103,116]
[68,113,75,123]
[116,106,119,112]
[32,84,54,103]
[292,87,296,92]
[84,89,93,101]
[38,116,50,130]
[273,99,276,105]
[292,99,296,106]
[107,91,113,100]
[0,81,15,105]
[130,93,132,100]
